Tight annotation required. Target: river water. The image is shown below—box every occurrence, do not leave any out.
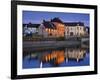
[23,46,89,69]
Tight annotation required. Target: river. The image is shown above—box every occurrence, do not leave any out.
[23,46,89,69]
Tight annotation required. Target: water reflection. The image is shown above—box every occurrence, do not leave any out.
[23,47,89,69]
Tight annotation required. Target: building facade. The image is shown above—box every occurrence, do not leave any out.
[23,23,39,36]
[23,18,89,38]
[38,17,65,38]
[65,22,87,38]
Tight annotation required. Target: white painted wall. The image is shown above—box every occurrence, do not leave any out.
[0,0,99,80]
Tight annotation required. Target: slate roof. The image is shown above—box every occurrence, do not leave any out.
[64,22,84,26]
[51,17,63,24]
[43,21,56,29]
[23,23,40,28]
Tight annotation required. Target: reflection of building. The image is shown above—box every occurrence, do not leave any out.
[24,48,87,68]
[38,17,65,38]
[42,48,86,64]
[65,48,86,62]
[65,22,88,38]
[42,50,65,64]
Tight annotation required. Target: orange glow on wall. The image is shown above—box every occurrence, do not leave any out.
[42,50,65,64]
[44,22,65,37]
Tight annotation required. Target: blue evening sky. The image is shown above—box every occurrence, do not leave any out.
[23,11,90,26]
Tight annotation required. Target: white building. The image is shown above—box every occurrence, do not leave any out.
[65,22,86,38]
[38,23,48,37]
[23,23,39,36]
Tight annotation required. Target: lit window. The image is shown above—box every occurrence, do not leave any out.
[45,28,48,31]
[49,29,50,32]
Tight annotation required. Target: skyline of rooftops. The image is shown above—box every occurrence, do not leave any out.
[23,11,90,27]
[23,21,89,29]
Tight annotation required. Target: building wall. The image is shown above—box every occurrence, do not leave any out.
[38,22,65,38]
[23,26,38,36]
[39,22,87,38]
[65,25,86,38]
[45,28,56,37]
[38,24,44,35]
[76,26,86,36]
[53,22,65,37]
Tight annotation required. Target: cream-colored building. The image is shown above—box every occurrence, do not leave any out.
[65,22,87,38]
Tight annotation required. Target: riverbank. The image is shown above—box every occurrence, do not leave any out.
[23,35,90,51]
[23,40,82,51]
[24,40,81,47]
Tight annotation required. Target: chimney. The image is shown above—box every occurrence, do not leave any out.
[43,19,45,23]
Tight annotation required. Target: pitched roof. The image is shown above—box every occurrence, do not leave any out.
[51,17,63,24]
[43,21,56,29]
[64,22,84,26]
[23,23,40,28]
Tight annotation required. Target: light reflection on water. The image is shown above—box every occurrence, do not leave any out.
[23,47,89,69]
